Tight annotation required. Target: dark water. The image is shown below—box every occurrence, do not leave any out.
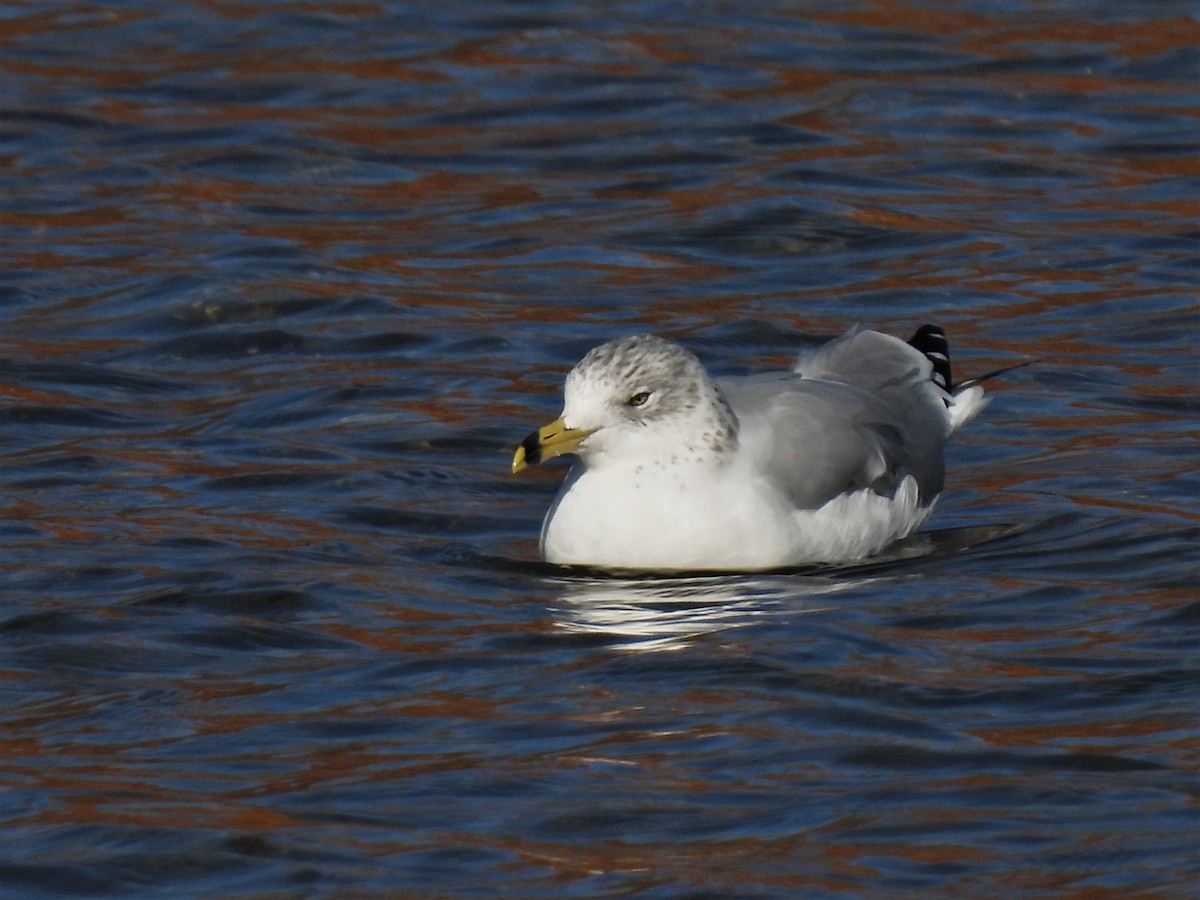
[2,1,1198,896]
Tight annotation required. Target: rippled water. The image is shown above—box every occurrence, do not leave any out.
[2,1,1197,896]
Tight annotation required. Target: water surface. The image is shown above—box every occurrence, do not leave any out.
[1,1,1197,896]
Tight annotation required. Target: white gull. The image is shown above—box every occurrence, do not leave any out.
[513,325,1014,572]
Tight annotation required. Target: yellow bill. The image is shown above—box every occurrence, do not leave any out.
[512,417,596,473]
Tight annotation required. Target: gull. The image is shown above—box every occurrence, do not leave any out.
[512,325,1021,572]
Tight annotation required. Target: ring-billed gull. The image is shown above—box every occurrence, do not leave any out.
[513,325,1018,571]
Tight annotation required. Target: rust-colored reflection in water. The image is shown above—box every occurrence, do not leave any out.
[0,0,1196,896]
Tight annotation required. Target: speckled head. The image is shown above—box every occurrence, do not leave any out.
[560,334,738,467]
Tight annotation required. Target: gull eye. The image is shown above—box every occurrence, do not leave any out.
[627,391,651,408]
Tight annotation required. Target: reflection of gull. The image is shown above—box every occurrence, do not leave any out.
[552,574,858,652]
[514,325,1016,571]
[547,523,1024,651]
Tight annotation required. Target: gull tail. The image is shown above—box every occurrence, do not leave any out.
[908,324,1036,432]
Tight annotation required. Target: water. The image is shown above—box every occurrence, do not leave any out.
[1,1,1197,896]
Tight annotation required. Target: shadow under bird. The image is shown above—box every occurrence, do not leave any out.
[512,325,1029,572]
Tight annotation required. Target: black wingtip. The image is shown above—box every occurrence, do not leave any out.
[955,358,1040,390]
[908,323,953,391]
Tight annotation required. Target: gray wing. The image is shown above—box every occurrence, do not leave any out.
[793,327,943,398]
[719,331,952,509]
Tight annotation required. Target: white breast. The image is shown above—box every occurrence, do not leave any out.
[540,461,932,571]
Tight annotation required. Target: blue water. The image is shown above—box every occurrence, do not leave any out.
[1,1,1197,896]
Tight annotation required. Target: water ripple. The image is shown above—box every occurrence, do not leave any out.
[0,0,1196,896]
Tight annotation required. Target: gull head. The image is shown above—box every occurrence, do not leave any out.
[513,334,738,473]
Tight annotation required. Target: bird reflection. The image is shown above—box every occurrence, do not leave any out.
[550,573,856,651]
[540,523,1024,651]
